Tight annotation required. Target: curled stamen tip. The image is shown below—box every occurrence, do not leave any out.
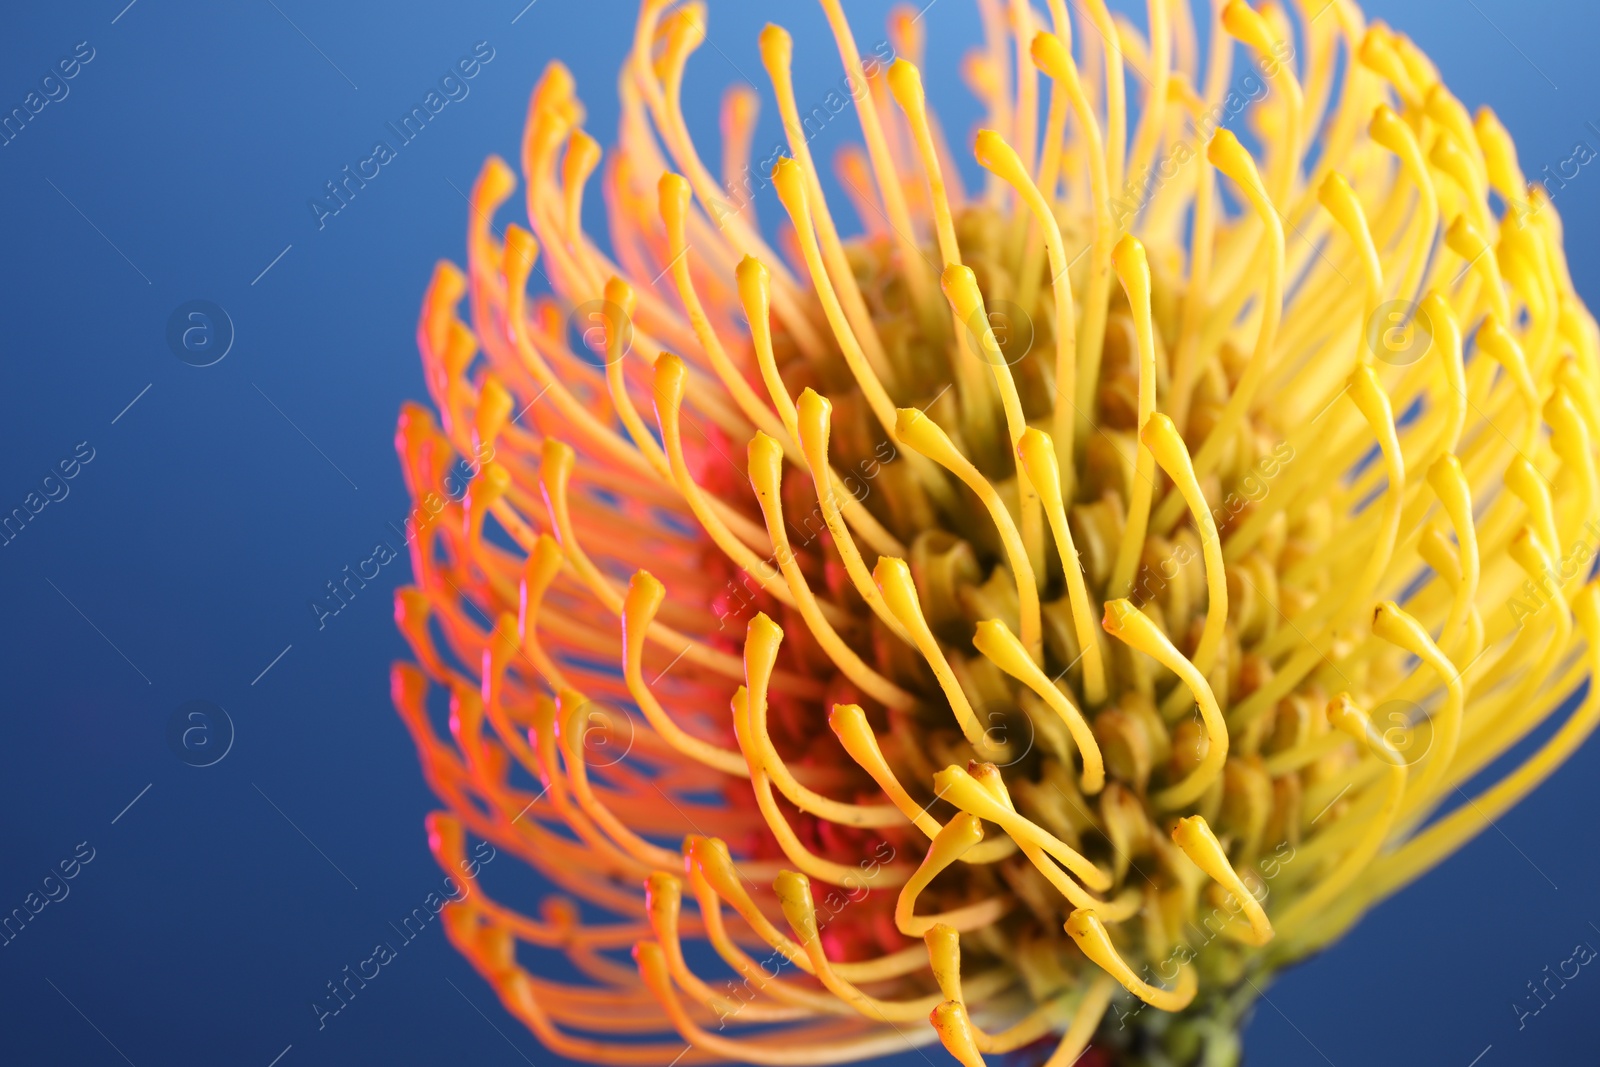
[887,57,922,104]
[773,869,819,940]
[924,922,961,970]
[1318,172,1364,226]
[874,556,929,632]
[1206,128,1262,188]
[1101,598,1138,634]
[1445,213,1485,251]
[894,406,942,449]
[873,554,913,588]
[539,437,575,477]
[501,225,539,283]
[773,868,809,901]
[652,351,687,401]
[930,763,969,798]
[770,155,804,204]
[1139,411,1180,453]
[1369,101,1402,134]
[631,938,667,977]
[1347,361,1389,411]
[1063,907,1106,945]
[425,809,464,856]
[929,1001,987,1067]
[747,430,784,476]
[1029,29,1070,73]
[827,702,868,735]
[1221,1,1272,48]
[757,22,792,65]
[1170,814,1214,852]
[478,155,517,202]
[644,870,680,911]
[1326,693,1370,739]
[972,128,1021,176]
[735,254,769,292]
[797,386,831,421]
[657,171,691,221]
[1016,426,1059,482]
[1318,170,1351,198]
[428,260,466,307]
[602,275,636,312]
[532,60,575,103]
[967,760,1004,789]
[745,610,783,651]
[664,4,706,48]
[939,263,982,312]
[1370,600,1431,653]
[1111,233,1148,277]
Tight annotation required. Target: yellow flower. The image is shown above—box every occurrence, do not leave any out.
[391,1,1600,1064]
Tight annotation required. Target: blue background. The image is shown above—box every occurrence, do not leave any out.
[0,1,1596,1064]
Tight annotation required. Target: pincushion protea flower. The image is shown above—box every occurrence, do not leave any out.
[389,0,1600,1062]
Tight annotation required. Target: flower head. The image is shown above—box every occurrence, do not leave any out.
[392,1,1600,1063]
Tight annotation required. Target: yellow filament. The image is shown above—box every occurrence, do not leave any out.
[620,571,750,777]
[1030,30,1114,446]
[895,406,1042,657]
[658,173,794,446]
[538,438,746,680]
[827,704,1018,866]
[1371,600,1463,816]
[873,556,988,749]
[933,764,1111,893]
[816,0,936,317]
[886,59,992,433]
[651,354,802,610]
[741,614,907,828]
[895,815,990,935]
[1102,599,1229,809]
[1108,232,1159,601]
[747,433,917,711]
[770,159,936,496]
[1144,414,1228,681]
[972,618,1105,792]
[1426,454,1481,659]
[1185,131,1285,482]
[735,257,906,560]
[939,260,1045,574]
[1374,585,1600,895]
[1065,908,1197,1012]
[1170,815,1272,945]
[1368,104,1439,304]
[972,129,1079,469]
[757,26,895,384]
[774,871,1004,1023]
[928,1001,987,1067]
[1277,695,1406,940]
[732,687,910,890]
[1221,0,1304,205]
[1017,428,1109,704]
[1318,171,1383,325]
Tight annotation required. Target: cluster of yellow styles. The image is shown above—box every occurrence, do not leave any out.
[390,0,1600,1064]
